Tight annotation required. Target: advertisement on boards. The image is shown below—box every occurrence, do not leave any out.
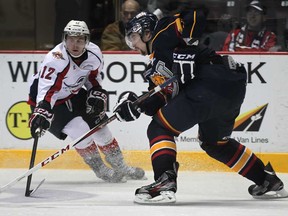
[0,52,287,152]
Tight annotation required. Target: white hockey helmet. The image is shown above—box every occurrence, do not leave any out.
[63,20,90,44]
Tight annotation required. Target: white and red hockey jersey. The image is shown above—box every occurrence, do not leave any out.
[28,42,104,108]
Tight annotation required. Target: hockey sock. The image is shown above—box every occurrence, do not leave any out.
[97,138,119,154]
[75,142,100,159]
[201,138,266,185]
[97,138,126,168]
[148,120,177,180]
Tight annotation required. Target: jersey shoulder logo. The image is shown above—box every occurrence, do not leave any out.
[150,73,166,85]
[52,51,65,60]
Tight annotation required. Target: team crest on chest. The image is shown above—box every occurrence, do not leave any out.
[63,76,86,94]
[150,73,166,85]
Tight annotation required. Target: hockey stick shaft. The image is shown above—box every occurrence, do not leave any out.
[0,76,177,193]
[25,130,40,196]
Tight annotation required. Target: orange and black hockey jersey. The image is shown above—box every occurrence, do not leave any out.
[145,9,228,93]
[141,8,247,116]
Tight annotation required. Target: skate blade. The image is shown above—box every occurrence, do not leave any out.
[253,188,288,199]
[134,191,176,204]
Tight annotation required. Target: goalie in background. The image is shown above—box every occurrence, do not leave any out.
[28,20,145,183]
[113,9,287,203]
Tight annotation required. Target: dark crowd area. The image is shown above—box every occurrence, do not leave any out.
[0,0,287,51]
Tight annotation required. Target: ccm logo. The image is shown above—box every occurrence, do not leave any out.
[41,144,70,166]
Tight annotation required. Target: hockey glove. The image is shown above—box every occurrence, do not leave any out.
[113,92,140,122]
[86,88,108,117]
[29,100,54,138]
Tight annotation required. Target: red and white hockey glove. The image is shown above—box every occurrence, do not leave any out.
[29,101,54,138]
[86,88,108,118]
[113,92,140,122]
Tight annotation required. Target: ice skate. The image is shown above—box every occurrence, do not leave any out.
[90,160,126,183]
[134,162,179,204]
[99,139,146,180]
[248,162,288,199]
[105,153,145,180]
[75,143,125,183]
[113,163,146,180]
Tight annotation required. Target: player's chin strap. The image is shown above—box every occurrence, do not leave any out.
[146,42,151,55]
[0,75,178,194]
[144,35,153,55]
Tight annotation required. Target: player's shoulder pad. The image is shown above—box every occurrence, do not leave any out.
[155,16,176,32]
[84,42,103,69]
[86,42,103,58]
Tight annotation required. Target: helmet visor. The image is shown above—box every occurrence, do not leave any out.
[125,33,141,50]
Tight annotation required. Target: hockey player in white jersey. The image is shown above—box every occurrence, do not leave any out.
[28,20,145,182]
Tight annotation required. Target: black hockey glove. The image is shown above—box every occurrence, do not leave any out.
[113,92,140,122]
[29,100,54,138]
[86,88,108,118]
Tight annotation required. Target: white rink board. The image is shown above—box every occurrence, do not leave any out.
[0,52,287,152]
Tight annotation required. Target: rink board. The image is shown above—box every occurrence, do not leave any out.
[0,150,287,173]
[0,51,288,172]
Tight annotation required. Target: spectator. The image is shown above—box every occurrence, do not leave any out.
[101,0,140,51]
[222,0,277,52]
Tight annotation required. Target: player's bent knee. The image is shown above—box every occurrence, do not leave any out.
[147,120,175,140]
[199,138,242,164]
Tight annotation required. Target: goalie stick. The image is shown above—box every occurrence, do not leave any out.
[0,76,177,194]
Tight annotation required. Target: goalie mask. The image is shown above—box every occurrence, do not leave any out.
[63,20,90,57]
[125,12,158,50]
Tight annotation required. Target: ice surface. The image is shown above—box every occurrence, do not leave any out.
[0,169,287,216]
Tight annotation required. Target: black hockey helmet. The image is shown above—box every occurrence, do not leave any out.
[125,12,158,38]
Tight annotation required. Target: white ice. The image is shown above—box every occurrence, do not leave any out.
[0,169,287,216]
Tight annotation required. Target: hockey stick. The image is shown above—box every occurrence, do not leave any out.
[25,129,45,197]
[0,76,177,194]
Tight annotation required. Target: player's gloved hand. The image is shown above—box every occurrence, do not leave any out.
[29,101,54,138]
[113,92,140,122]
[86,88,108,118]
